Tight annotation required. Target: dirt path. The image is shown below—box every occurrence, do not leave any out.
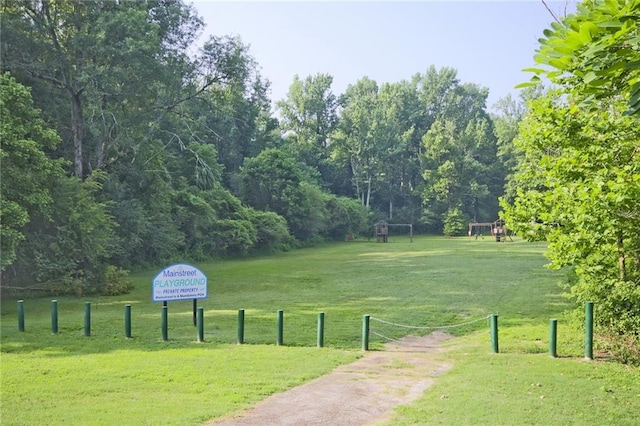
[208,331,453,426]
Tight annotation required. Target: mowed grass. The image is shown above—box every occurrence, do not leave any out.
[1,236,638,425]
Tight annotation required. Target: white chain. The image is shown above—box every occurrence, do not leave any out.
[370,314,491,330]
[370,329,405,343]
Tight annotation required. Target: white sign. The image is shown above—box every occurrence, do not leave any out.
[152,264,208,302]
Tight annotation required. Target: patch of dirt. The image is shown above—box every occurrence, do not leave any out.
[208,331,453,426]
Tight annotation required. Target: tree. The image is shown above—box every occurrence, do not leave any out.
[239,148,325,241]
[332,77,382,207]
[198,35,275,187]
[13,171,121,294]
[2,1,292,277]
[416,67,500,232]
[277,73,340,184]
[502,94,640,353]
[0,73,65,271]
[0,0,209,178]
[492,88,543,202]
[505,0,640,360]
[374,81,424,223]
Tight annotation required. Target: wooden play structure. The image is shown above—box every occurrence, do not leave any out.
[374,221,413,243]
[468,219,512,242]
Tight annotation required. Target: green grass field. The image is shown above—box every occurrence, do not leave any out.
[1,236,638,425]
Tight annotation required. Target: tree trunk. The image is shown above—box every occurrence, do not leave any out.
[618,231,626,282]
[70,91,84,178]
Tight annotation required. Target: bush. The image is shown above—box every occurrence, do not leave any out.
[443,207,467,236]
[250,210,292,252]
[600,333,640,366]
[100,266,134,296]
[324,195,370,240]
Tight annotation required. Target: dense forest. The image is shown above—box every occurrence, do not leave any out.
[0,0,514,289]
[1,1,638,357]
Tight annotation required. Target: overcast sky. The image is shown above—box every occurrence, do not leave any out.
[191,1,574,112]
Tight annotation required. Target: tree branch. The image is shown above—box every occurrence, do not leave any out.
[541,0,562,24]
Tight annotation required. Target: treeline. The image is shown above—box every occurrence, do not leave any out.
[1,0,515,294]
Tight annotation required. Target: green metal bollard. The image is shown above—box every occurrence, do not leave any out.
[490,314,499,353]
[124,304,132,338]
[276,310,284,346]
[84,302,91,337]
[18,300,25,332]
[549,319,557,358]
[197,307,204,343]
[51,300,58,334]
[317,312,325,348]
[237,309,245,344]
[162,305,168,341]
[585,301,594,360]
[362,314,370,351]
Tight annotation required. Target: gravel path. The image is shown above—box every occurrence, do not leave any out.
[208,331,452,426]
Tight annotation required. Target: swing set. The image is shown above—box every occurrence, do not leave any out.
[468,219,512,242]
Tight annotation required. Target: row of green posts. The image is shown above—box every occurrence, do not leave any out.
[362,302,596,359]
[15,300,596,358]
[15,301,327,347]
[491,302,596,360]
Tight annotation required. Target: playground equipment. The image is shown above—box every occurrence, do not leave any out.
[374,221,388,242]
[374,221,413,243]
[468,219,512,242]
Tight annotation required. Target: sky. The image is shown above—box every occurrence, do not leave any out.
[191,1,574,113]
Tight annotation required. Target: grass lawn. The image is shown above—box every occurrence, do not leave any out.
[1,236,638,425]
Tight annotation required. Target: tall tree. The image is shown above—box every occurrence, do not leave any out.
[1,0,205,178]
[374,81,423,222]
[416,67,499,233]
[506,0,640,357]
[491,88,542,202]
[502,94,640,345]
[332,77,382,207]
[277,73,340,188]
[198,35,275,187]
[0,74,65,270]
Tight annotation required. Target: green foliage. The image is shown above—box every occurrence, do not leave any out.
[443,206,468,236]
[239,149,319,241]
[204,184,291,254]
[1,1,508,289]
[525,0,640,115]
[509,1,640,352]
[12,172,121,293]
[419,68,500,231]
[277,73,340,187]
[198,35,274,186]
[492,88,543,203]
[249,210,293,252]
[502,94,640,346]
[171,185,220,258]
[324,194,371,239]
[0,73,65,270]
[332,77,382,207]
[1,0,206,177]
[100,265,134,296]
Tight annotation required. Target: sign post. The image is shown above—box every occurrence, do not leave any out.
[152,263,208,302]
[152,264,208,340]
